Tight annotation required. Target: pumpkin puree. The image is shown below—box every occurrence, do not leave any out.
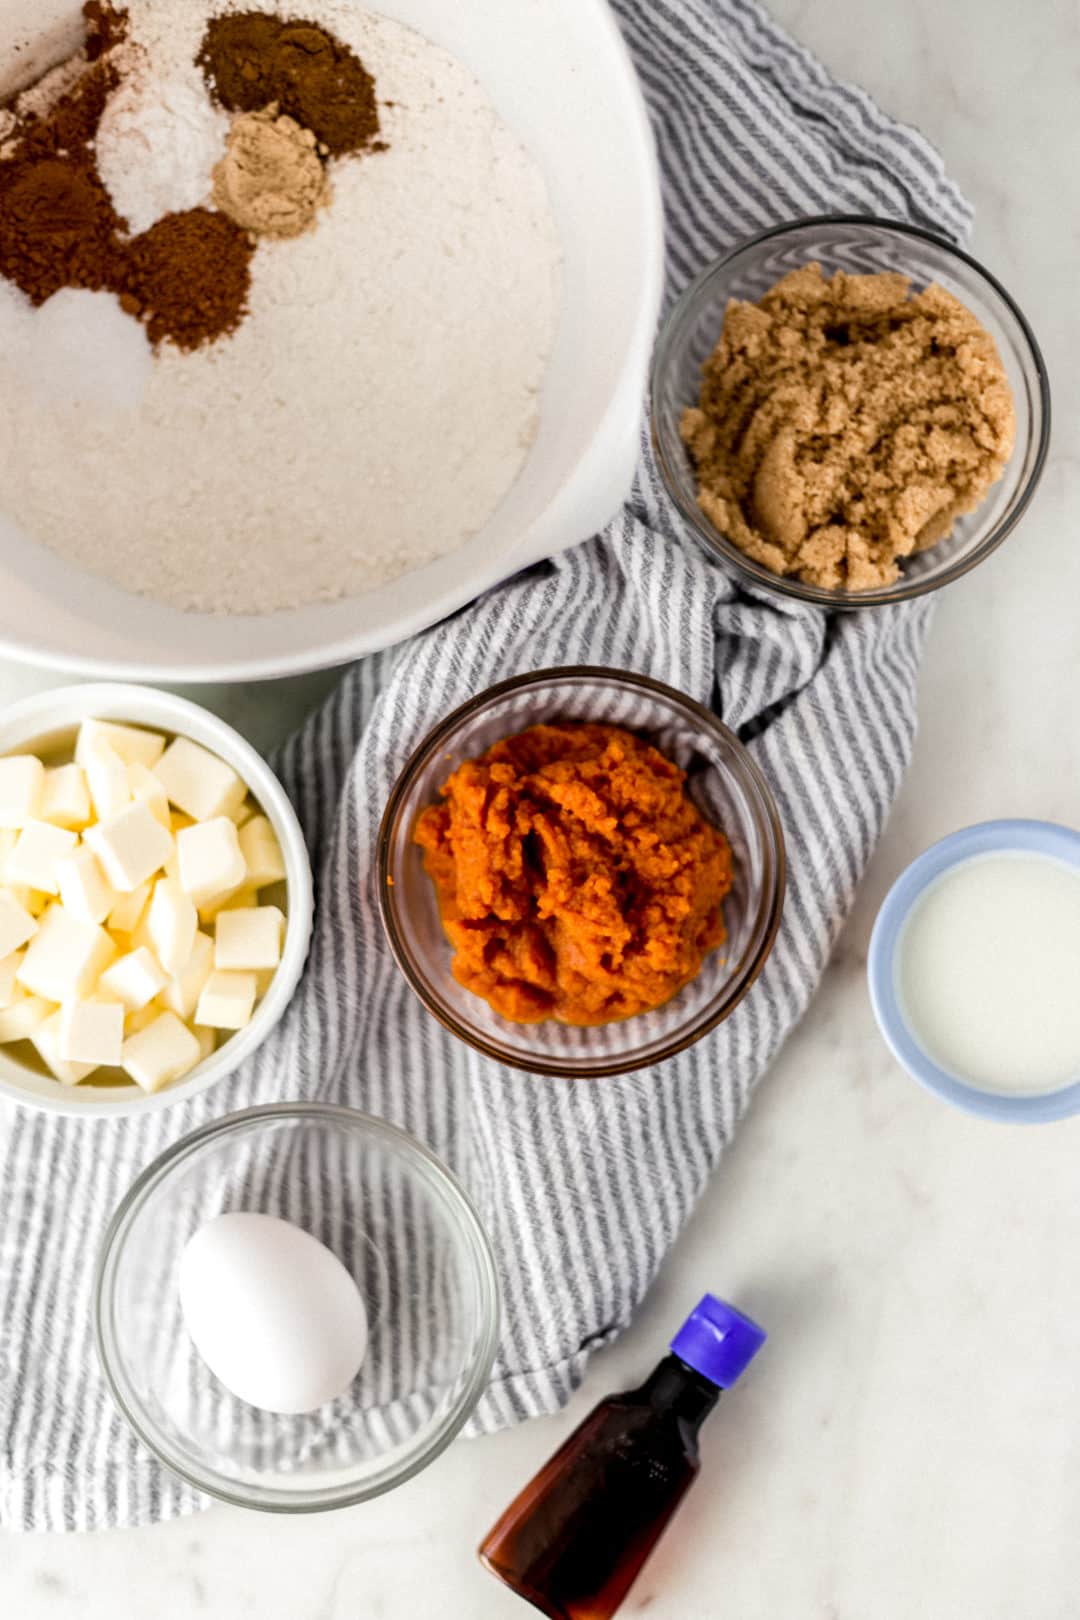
[414,722,734,1026]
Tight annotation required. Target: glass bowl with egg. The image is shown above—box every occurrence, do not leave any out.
[94,1103,500,1511]
[377,666,785,1078]
[651,215,1051,607]
[0,684,313,1117]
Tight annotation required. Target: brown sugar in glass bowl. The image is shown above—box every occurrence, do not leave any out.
[378,668,785,1080]
[651,216,1051,609]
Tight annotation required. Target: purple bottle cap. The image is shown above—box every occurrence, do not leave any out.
[670,1295,766,1389]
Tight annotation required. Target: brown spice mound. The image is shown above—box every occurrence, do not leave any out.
[124,209,255,348]
[680,264,1017,592]
[198,12,379,157]
[0,2,254,350]
[415,722,734,1027]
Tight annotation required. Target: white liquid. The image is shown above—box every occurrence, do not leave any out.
[897,852,1080,1096]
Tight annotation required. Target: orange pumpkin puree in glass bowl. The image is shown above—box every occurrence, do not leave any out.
[413,722,734,1026]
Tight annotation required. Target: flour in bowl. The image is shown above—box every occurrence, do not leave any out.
[0,1,562,615]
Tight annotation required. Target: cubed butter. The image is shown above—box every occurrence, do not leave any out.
[145,878,197,976]
[0,891,38,959]
[59,998,124,1066]
[16,905,116,1002]
[158,929,213,1021]
[194,1024,217,1062]
[31,1009,96,1085]
[83,736,131,822]
[6,819,79,896]
[108,881,151,937]
[41,764,92,831]
[124,1001,162,1035]
[0,755,45,829]
[0,950,23,1008]
[214,907,284,972]
[176,818,246,909]
[0,986,53,1043]
[199,885,258,925]
[227,798,255,828]
[128,762,171,830]
[154,738,246,823]
[85,801,173,893]
[99,946,168,1012]
[122,1011,202,1093]
[76,718,166,772]
[237,816,286,888]
[56,845,118,925]
[195,970,257,1030]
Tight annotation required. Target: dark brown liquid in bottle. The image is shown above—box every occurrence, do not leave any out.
[479,1356,719,1620]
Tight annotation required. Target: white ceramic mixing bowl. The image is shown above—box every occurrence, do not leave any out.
[0,0,663,681]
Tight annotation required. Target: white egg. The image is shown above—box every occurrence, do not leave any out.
[178,1212,369,1415]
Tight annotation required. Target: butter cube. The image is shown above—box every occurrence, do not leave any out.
[214,907,284,972]
[0,986,53,1043]
[122,1011,202,1093]
[0,891,38,959]
[83,736,131,822]
[145,878,197,976]
[31,1009,95,1085]
[0,826,15,873]
[8,884,48,917]
[0,755,45,829]
[56,845,118,925]
[227,798,255,828]
[124,1001,162,1035]
[59,998,124,1067]
[76,718,166,772]
[177,818,246,908]
[238,816,286,889]
[195,969,256,1030]
[158,929,213,1020]
[17,905,116,1002]
[41,764,92,831]
[0,950,23,1008]
[195,1024,217,1062]
[199,885,258,925]
[7,819,79,896]
[108,880,151,937]
[99,946,168,1012]
[85,801,173,893]
[154,738,246,823]
[128,762,171,830]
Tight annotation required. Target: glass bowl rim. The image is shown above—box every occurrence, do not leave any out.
[376,664,787,1078]
[650,211,1052,609]
[93,1101,502,1513]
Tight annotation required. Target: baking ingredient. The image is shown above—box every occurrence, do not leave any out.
[480,1296,766,1620]
[212,106,329,239]
[0,717,287,1090]
[898,852,1080,1095]
[0,0,560,614]
[178,1211,369,1414]
[0,2,254,349]
[681,263,1017,591]
[197,12,379,156]
[95,68,228,235]
[0,286,153,414]
[415,723,734,1025]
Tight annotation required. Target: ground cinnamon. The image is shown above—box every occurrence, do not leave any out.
[198,12,379,156]
[0,2,254,350]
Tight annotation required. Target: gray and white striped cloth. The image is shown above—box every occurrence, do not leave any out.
[0,0,971,1531]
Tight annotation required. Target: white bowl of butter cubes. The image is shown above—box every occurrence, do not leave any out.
[0,685,313,1117]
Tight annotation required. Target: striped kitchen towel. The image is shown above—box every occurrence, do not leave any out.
[0,0,971,1530]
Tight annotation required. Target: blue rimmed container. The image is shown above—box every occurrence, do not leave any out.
[867,820,1080,1124]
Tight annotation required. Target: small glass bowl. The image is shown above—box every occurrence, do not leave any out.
[651,215,1051,607]
[377,667,785,1078]
[94,1104,500,1512]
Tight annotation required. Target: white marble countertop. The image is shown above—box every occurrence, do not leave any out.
[4,0,1080,1614]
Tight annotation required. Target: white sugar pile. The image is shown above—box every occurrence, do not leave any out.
[0,0,561,616]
